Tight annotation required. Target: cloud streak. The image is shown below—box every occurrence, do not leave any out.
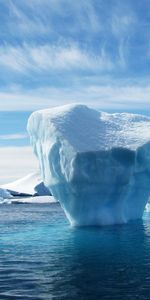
[0,83,150,111]
[0,0,149,111]
[6,0,102,37]
[0,134,28,140]
[0,44,114,73]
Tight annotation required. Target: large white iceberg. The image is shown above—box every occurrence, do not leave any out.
[27,104,150,226]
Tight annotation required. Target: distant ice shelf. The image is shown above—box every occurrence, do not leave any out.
[1,172,51,197]
[0,172,54,204]
[27,104,150,226]
[0,196,56,205]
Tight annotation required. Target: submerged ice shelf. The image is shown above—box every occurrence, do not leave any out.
[27,104,150,226]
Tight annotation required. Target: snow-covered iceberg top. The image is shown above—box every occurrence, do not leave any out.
[27,104,150,226]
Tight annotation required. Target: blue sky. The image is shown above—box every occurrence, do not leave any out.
[1,0,150,183]
[0,0,150,111]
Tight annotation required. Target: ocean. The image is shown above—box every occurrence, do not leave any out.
[0,203,150,299]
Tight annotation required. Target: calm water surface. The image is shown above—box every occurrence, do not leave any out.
[0,203,150,299]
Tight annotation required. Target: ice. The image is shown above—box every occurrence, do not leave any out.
[1,172,51,197]
[0,172,53,204]
[145,197,150,211]
[0,196,56,205]
[11,195,56,204]
[0,188,12,201]
[27,104,150,226]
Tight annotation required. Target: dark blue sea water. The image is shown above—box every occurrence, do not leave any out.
[1,203,150,300]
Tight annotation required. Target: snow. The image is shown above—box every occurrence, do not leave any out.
[0,172,53,204]
[1,172,51,196]
[11,196,56,204]
[0,196,56,205]
[28,104,150,226]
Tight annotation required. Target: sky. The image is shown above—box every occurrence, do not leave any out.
[0,0,150,183]
[0,111,38,184]
[0,0,150,111]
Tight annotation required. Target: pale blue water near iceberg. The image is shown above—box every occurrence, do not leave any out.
[1,203,150,299]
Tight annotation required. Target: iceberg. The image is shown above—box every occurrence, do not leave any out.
[0,188,12,201]
[0,172,55,204]
[27,104,150,226]
[1,172,51,197]
[4,196,56,205]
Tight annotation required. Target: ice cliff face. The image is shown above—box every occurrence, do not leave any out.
[0,188,12,201]
[27,104,150,226]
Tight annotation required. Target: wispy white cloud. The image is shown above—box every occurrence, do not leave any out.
[0,0,149,113]
[0,46,30,72]
[0,147,38,184]
[7,0,102,36]
[70,0,101,33]
[0,83,149,111]
[111,13,135,38]
[110,2,137,69]
[0,134,28,140]
[8,0,52,36]
[0,43,113,73]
